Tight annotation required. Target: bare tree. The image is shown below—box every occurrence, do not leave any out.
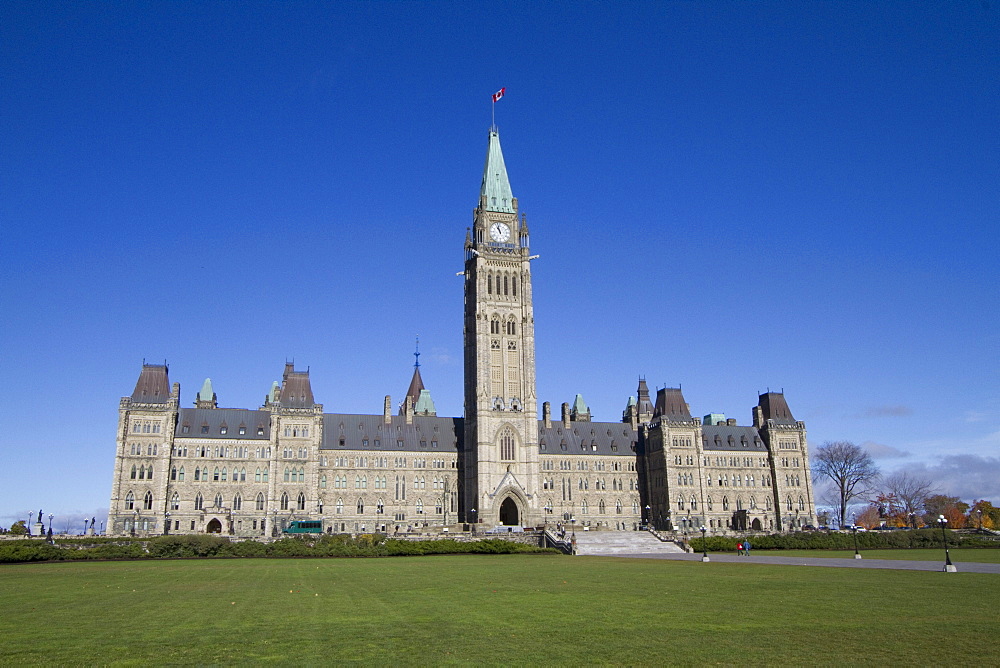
[881,471,933,524]
[813,441,880,527]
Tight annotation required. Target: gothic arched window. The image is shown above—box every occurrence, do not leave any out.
[297,492,306,510]
[256,492,265,510]
[499,428,515,461]
[143,491,153,510]
[280,492,289,510]
[124,491,135,510]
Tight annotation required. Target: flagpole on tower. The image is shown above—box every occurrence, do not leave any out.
[491,87,505,130]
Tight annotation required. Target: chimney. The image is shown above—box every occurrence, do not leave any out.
[383,396,392,424]
[561,402,571,428]
[542,402,552,429]
[726,418,737,426]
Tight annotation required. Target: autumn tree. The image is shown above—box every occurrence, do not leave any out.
[922,494,968,528]
[813,441,880,528]
[856,505,881,529]
[968,500,999,531]
[879,471,934,526]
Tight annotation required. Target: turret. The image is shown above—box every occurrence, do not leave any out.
[195,378,217,409]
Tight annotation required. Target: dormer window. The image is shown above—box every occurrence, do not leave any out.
[239,425,246,435]
[257,426,264,436]
[182,424,190,434]
[201,424,209,434]
[220,424,228,435]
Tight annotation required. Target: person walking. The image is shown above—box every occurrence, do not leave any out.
[736,541,743,556]
[744,538,752,556]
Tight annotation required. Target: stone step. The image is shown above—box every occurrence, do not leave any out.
[571,530,687,555]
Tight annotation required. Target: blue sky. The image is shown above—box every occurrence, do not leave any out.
[2,1,998,530]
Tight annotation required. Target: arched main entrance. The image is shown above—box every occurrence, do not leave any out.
[206,518,222,533]
[499,497,519,526]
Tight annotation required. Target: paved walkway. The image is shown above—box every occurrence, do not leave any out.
[591,551,1000,573]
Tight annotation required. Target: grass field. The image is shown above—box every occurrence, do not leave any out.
[731,548,1000,563]
[2,554,998,666]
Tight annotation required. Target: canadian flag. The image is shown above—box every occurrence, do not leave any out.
[492,87,506,103]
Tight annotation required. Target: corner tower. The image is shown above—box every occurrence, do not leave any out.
[462,128,539,527]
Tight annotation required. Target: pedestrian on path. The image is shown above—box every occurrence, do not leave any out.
[737,542,743,556]
[744,539,751,556]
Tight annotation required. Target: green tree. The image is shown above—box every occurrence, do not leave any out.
[8,520,28,536]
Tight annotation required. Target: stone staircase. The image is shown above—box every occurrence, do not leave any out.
[571,530,688,556]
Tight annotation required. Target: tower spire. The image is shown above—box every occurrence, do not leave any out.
[413,336,421,368]
[480,129,515,213]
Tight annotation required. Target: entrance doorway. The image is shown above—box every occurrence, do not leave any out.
[499,498,519,526]
[206,518,222,533]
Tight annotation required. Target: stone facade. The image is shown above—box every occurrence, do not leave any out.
[107,128,815,537]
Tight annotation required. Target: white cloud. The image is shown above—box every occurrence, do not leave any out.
[862,441,911,459]
[429,347,454,365]
[858,405,912,418]
[888,456,1000,502]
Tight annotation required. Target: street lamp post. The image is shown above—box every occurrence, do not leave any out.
[164,511,171,536]
[132,510,138,537]
[908,512,916,530]
[470,508,477,534]
[852,524,861,559]
[978,509,984,532]
[939,515,957,572]
[645,505,651,530]
[700,525,710,562]
[48,513,54,533]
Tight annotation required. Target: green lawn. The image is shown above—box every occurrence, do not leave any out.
[736,548,1000,563]
[1,554,998,666]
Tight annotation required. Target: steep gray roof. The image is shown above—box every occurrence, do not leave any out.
[321,414,462,453]
[758,392,797,426]
[701,425,767,451]
[538,421,638,457]
[131,364,170,403]
[654,387,691,421]
[176,408,271,440]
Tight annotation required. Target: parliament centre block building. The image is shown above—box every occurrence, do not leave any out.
[108,128,817,537]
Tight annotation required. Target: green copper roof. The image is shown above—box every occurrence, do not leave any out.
[197,378,214,402]
[572,393,589,414]
[414,389,436,415]
[268,381,280,404]
[480,129,514,213]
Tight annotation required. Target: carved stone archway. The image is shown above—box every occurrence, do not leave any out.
[206,518,223,534]
[499,497,519,526]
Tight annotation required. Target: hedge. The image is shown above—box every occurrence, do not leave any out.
[688,529,989,553]
[0,534,557,564]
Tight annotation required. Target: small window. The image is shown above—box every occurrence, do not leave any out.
[239,425,246,435]
[201,424,209,434]
[182,424,190,434]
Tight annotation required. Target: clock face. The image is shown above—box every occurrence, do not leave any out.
[489,222,511,242]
